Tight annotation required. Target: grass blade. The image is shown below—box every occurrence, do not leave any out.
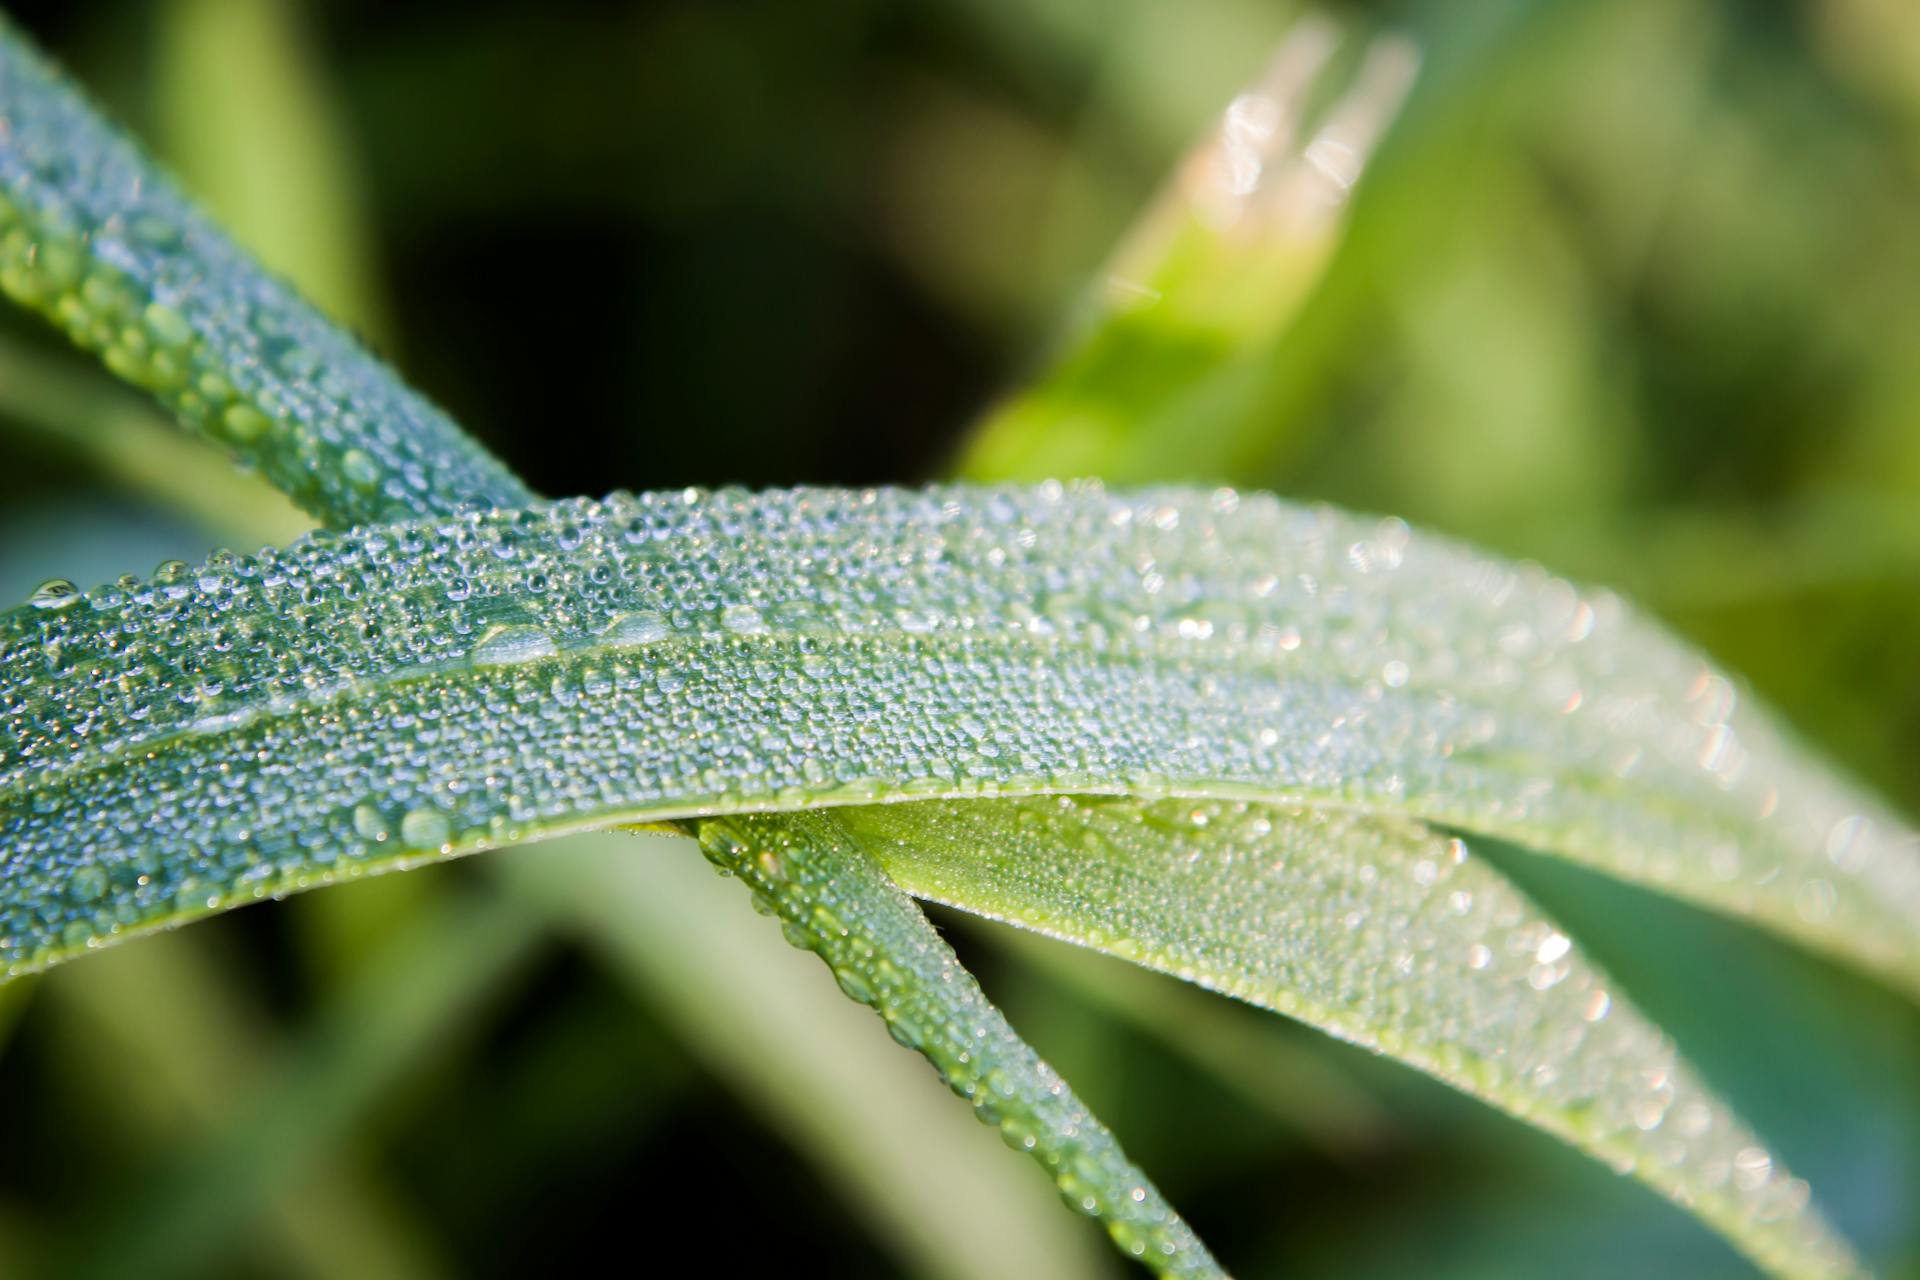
[963,22,1416,487]
[0,19,530,526]
[839,795,1856,1279]
[4,486,1912,994]
[689,812,1223,1275]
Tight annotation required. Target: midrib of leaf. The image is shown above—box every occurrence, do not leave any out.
[0,17,1909,1280]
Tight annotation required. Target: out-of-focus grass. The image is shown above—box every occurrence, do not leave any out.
[41,931,465,1280]
[153,0,388,340]
[509,834,1112,1280]
[2,0,1918,1275]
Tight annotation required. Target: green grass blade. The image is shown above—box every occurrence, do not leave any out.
[838,795,1858,1280]
[688,811,1224,1276]
[4,486,1912,992]
[961,22,1416,487]
[152,0,390,341]
[0,19,531,526]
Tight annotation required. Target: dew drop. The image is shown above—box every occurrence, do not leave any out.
[352,803,390,842]
[341,448,381,492]
[1732,1147,1773,1192]
[142,301,193,348]
[399,807,452,850]
[221,404,271,442]
[28,578,80,610]
[721,603,766,635]
[602,611,671,648]
[68,864,108,902]
[470,625,558,667]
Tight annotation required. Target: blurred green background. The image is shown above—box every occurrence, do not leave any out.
[0,0,1917,1276]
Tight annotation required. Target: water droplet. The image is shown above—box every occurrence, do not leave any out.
[471,625,558,667]
[721,603,766,635]
[142,301,193,348]
[28,578,79,609]
[602,611,670,648]
[352,803,390,842]
[221,404,271,442]
[399,807,451,850]
[341,448,381,492]
[69,864,108,902]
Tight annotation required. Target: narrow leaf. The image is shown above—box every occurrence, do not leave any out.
[4,486,1912,992]
[687,811,1223,1276]
[0,20,531,526]
[837,795,1856,1279]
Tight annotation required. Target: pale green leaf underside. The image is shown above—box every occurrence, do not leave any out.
[838,796,1853,1279]
[4,486,1914,993]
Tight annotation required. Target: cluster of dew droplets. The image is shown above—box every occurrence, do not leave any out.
[846,794,1863,1280]
[0,484,1915,991]
[0,32,531,526]
[694,811,1224,1278]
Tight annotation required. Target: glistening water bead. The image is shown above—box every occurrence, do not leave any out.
[27,579,79,610]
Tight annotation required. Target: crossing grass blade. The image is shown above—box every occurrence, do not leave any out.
[837,795,1858,1279]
